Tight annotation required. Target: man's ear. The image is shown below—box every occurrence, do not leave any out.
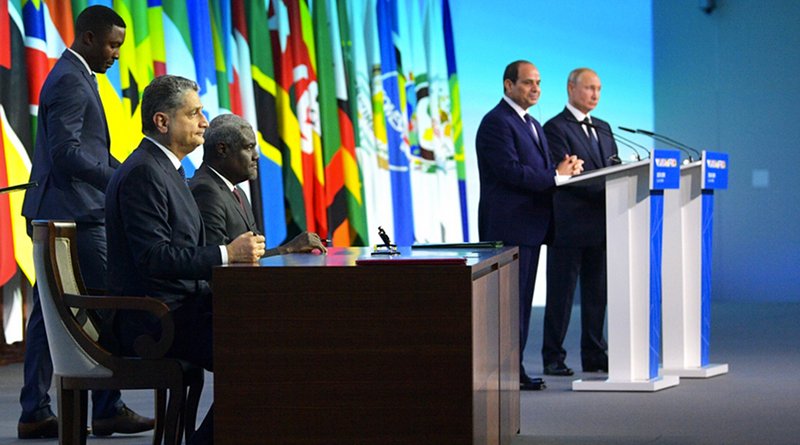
[215,142,228,158]
[81,30,95,47]
[153,112,169,134]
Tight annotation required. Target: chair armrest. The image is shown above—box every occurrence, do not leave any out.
[63,293,174,360]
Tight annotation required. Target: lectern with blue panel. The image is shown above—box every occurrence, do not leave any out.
[563,150,682,391]
[662,151,729,378]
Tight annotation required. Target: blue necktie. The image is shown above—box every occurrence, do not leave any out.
[525,114,540,146]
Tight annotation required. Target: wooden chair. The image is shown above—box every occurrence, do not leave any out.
[32,220,204,445]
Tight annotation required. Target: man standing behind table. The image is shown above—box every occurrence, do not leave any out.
[541,68,619,376]
[189,114,326,254]
[106,75,265,445]
[19,5,154,439]
[475,60,584,391]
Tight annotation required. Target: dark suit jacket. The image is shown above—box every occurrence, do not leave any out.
[476,99,555,247]
[105,139,221,310]
[22,49,119,227]
[189,164,259,245]
[543,108,619,247]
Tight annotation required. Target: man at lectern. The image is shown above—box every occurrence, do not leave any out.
[476,60,583,390]
[541,68,619,377]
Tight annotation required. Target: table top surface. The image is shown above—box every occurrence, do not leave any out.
[218,245,518,269]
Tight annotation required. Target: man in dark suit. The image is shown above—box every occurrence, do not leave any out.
[18,6,154,439]
[541,68,619,376]
[106,74,265,445]
[476,60,583,391]
[189,114,326,254]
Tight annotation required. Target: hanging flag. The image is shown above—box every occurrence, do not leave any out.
[346,0,380,245]
[277,0,326,239]
[399,0,440,243]
[1,0,35,284]
[238,0,287,247]
[98,0,148,161]
[423,0,462,242]
[376,0,414,245]
[210,0,234,114]
[332,0,368,246]
[271,0,306,239]
[314,0,367,246]
[312,0,343,244]
[148,0,166,76]
[22,0,71,138]
[162,0,199,174]
[443,0,468,241]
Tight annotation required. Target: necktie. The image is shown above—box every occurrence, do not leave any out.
[582,117,603,166]
[177,166,188,186]
[232,187,246,213]
[525,115,540,146]
[90,73,98,91]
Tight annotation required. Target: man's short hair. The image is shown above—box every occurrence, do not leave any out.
[141,75,199,135]
[74,5,126,37]
[568,67,596,85]
[503,60,533,85]
[203,114,253,162]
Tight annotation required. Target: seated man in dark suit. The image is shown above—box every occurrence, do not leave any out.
[189,114,326,254]
[105,75,265,445]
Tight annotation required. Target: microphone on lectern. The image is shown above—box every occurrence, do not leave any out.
[565,118,648,161]
[619,127,701,163]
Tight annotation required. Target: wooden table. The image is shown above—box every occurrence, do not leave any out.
[213,246,519,445]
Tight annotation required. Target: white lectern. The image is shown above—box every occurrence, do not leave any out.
[563,151,681,391]
[662,152,729,378]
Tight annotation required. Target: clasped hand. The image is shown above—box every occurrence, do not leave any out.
[556,154,584,176]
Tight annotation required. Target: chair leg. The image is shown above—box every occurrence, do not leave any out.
[57,378,88,445]
[184,368,205,440]
[152,388,167,445]
[163,385,186,445]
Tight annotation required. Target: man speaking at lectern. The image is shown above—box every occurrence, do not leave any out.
[541,67,619,377]
[476,60,583,391]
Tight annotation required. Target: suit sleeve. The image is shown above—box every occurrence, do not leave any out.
[118,164,221,281]
[45,71,116,191]
[190,182,232,246]
[476,113,555,193]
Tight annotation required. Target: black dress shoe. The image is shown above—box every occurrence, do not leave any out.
[582,361,609,373]
[18,416,58,439]
[92,405,155,436]
[520,374,546,390]
[544,363,574,376]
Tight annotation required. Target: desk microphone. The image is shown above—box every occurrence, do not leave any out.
[565,118,648,162]
[619,127,701,162]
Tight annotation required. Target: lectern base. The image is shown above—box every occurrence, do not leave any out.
[572,375,679,392]
[661,363,728,378]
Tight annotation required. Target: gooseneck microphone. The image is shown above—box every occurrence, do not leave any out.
[566,117,649,161]
[618,127,701,162]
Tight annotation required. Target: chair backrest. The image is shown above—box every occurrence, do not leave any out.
[32,220,112,378]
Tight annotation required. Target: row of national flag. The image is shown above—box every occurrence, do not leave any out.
[0,0,468,289]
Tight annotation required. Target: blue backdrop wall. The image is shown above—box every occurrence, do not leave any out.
[653,0,800,302]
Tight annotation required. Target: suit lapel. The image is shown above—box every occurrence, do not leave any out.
[529,117,550,168]
[203,165,257,231]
